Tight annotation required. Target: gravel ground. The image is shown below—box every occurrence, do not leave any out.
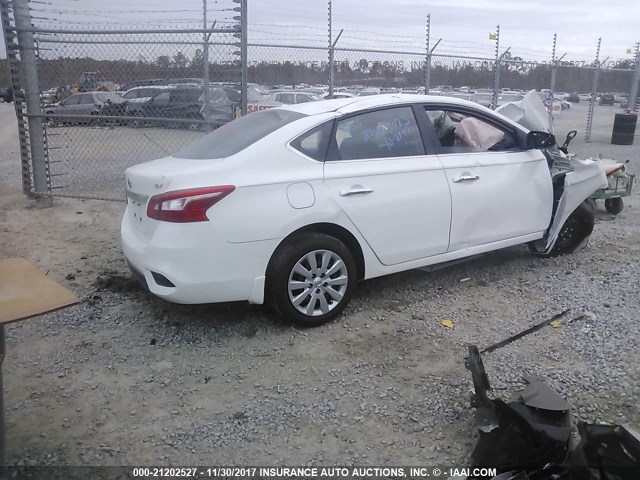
[0,101,638,469]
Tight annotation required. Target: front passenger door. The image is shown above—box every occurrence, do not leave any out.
[423,107,553,252]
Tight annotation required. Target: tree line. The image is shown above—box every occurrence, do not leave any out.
[1,51,637,94]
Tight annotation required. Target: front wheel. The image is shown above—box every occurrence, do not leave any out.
[267,233,357,327]
[529,201,595,258]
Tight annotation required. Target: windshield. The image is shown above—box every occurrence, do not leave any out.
[175,108,306,159]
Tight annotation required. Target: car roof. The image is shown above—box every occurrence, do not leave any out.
[126,85,172,91]
[279,93,488,114]
[277,93,526,131]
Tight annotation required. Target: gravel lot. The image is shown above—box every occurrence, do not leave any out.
[0,101,639,468]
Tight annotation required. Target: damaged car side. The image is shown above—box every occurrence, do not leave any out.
[121,93,607,326]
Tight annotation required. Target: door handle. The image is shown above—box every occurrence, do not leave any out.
[453,175,480,183]
[340,187,374,197]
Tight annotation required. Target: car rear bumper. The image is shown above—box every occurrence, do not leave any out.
[121,211,279,305]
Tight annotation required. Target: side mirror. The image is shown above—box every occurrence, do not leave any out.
[526,130,555,150]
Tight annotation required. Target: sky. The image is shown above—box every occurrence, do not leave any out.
[0,0,638,63]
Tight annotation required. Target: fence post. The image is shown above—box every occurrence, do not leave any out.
[585,37,602,143]
[424,15,430,94]
[202,0,210,124]
[629,42,640,112]
[13,0,50,204]
[1,0,31,197]
[13,0,51,206]
[491,25,500,109]
[240,0,248,115]
[328,1,334,97]
[549,34,557,102]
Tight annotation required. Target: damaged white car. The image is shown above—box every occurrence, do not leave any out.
[121,92,606,326]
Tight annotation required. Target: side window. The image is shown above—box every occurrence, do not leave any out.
[425,107,520,153]
[153,92,171,105]
[332,106,424,160]
[79,94,94,105]
[290,121,333,161]
[171,91,190,103]
[297,94,313,104]
[63,95,79,105]
[276,93,295,104]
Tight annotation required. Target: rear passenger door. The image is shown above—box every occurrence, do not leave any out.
[323,105,451,266]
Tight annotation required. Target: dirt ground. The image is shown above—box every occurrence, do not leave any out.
[1,103,639,468]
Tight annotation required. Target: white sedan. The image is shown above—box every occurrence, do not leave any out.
[122,93,606,326]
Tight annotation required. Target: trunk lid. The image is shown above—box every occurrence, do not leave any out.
[124,155,231,236]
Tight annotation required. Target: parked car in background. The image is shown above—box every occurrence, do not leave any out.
[247,85,282,113]
[565,93,580,103]
[122,86,171,103]
[199,86,245,127]
[578,93,592,102]
[612,93,626,104]
[357,88,382,97]
[122,93,606,326]
[599,93,615,105]
[125,87,204,128]
[268,91,322,105]
[496,93,524,107]
[448,93,474,101]
[324,92,356,100]
[471,92,493,108]
[0,86,13,103]
[44,91,126,124]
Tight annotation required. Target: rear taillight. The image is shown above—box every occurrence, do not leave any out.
[146,186,235,223]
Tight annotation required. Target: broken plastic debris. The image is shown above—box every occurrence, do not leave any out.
[440,319,454,328]
[460,277,471,282]
[549,320,562,328]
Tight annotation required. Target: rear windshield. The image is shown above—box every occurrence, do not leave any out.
[174,108,306,159]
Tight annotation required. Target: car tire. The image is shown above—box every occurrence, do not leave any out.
[267,233,357,327]
[186,112,203,131]
[529,201,595,258]
[604,197,623,215]
[90,110,101,127]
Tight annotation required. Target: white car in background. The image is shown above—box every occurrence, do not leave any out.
[122,93,606,327]
[267,91,322,105]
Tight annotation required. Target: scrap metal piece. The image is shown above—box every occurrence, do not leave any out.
[465,346,572,473]
[481,309,571,354]
[465,345,498,433]
[569,422,640,480]
[521,376,571,411]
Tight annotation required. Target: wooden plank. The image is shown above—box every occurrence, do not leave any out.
[0,258,79,325]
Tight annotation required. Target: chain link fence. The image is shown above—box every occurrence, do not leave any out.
[2,0,639,201]
[36,27,242,199]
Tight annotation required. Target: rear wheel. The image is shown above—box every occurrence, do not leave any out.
[529,201,594,258]
[267,233,357,327]
[604,197,623,214]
